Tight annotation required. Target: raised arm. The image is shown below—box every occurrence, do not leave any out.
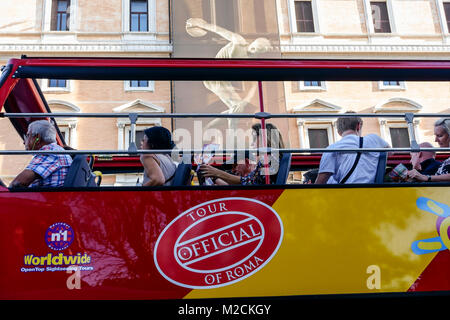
[186,18,247,45]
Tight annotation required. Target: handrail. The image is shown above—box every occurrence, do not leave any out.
[2,111,449,155]
[2,112,450,119]
[0,147,449,156]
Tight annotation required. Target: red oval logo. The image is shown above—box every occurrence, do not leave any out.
[154,198,283,289]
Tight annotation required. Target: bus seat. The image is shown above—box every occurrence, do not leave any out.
[275,153,292,185]
[172,162,193,186]
[374,152,388,184]
[63,155,97,188]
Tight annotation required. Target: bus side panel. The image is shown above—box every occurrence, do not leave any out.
[0,187,448,299]
[0,188,283,299]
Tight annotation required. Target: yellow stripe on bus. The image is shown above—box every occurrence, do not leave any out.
[185,187,444,299]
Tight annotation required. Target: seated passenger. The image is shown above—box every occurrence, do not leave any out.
[213,158,256,185]
[140,126,177,186]
[9,120,73,188]
[315,112,390,184]
[199,123,285,185]
[303,168,319,184]
[409,142,441,176]
[407,118,450,182]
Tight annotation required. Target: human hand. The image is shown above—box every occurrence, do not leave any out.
[186,18,208,37]
[186,18,207,28]
[407,169,427,182]
[199,164,222,178]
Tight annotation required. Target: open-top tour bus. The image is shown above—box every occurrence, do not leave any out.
[0,56,449,302]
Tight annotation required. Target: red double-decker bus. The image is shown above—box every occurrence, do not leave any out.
[0,57,449,312]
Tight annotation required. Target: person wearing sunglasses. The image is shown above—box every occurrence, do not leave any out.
[407,118,450,182]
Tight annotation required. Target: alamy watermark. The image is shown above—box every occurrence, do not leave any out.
[170,121,283,174]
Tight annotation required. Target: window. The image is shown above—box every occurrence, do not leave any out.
[444,2,450,32]
[48,79,67,88]
[41,79,71,92]
[370,2,391,33]
[304,81,321,87]
[124,80,155,91]
[378,81,406,90]
[308,128,329,148]
[299,81,326,91]
[293,99,341,149]
[43,0,76,34]
[58,125,77,147]
[294,1,315,32]
[297,122,336,149]
[130,80,149,88]
[51,0,70,31]
[389,127,410,148]
[383,81,399,86]
[123,0,155,36]
[130,0,148,32]
[59,127,70,143]
[48,100,80,148]
[113,99,164,150]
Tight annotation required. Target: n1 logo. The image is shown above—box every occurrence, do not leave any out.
[45,222,74,251]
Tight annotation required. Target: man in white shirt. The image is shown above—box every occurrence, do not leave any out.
[315,113,390,184]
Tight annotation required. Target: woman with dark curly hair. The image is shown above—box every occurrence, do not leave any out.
[140,126,177,186]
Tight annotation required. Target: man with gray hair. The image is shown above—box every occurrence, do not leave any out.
[409,142,441,176]
[315,112,390,184]
[10,120,72,188]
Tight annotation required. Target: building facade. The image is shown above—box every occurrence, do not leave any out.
[0,0,449,185]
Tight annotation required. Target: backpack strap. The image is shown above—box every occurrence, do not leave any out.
[340,137,363,184]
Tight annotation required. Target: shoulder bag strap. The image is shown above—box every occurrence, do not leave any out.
[340,137,363,184]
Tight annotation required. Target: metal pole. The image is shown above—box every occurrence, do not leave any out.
[405,113,420,152]
[128,113,138,153]
[258,81,270,185]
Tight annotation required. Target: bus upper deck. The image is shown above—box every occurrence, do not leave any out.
[0,56,449,301]
[1,56,450,188]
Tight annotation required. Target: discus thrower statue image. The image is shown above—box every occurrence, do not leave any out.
[185,18,273,129]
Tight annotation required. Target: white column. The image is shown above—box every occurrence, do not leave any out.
[69,122,78,148]
[297,120,306,148]
[43,0,52,31]
[117,122,126,150]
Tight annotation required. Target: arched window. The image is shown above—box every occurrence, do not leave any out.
[293,99,342,149]
[47,100,80,148]
[374,98,423,148]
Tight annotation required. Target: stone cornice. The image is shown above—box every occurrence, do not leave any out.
[281,43,450,54]
[0,42,173,53]
[2,42,450,55]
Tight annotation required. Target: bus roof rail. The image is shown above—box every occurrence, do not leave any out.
[2,112,450,119]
